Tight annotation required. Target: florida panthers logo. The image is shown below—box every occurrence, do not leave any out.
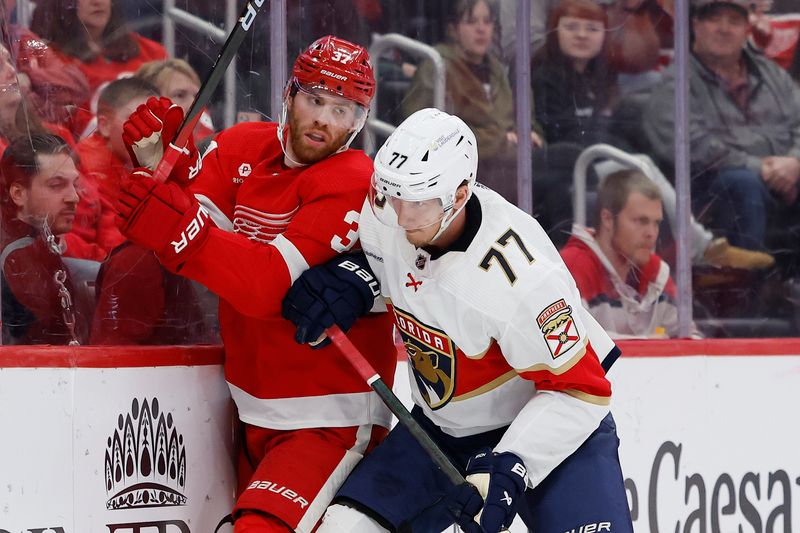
[393,307,456,410]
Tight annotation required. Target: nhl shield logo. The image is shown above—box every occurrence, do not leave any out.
[393,307,456,410]
[537,299,581,359]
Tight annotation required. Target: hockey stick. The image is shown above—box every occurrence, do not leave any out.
[325,325,509,532]
[153,0,267,183]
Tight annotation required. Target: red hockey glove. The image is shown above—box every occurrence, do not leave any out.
[122,96,201,185]
[116,169,211,271]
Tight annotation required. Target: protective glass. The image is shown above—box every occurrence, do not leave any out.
[293,81,367,131]
[369,175,446,231]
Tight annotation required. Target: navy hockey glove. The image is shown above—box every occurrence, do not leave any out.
[445,482,486,533]
[282,252,380,348]
[456,448,528,533]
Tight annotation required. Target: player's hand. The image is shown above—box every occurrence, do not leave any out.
[116,168,211,270]
[445,482,486,533]
[460,448,528,533]
[282,254,380,348]
[122,96,200,185]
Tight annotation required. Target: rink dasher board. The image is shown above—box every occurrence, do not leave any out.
[0,346,234,533]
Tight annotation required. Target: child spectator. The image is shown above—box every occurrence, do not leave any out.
[72,77,159,258]
[0,133,91,344]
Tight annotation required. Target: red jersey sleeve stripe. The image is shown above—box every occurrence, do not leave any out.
[519,343,612,400]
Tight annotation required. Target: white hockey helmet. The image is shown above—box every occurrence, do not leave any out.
[369,108,478,240]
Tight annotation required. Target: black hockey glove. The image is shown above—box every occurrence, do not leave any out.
[282,252,380,348]
[446,482,486,533]
[448,448,528,533]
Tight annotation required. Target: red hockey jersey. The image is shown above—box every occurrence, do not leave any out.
[183,122,396,430]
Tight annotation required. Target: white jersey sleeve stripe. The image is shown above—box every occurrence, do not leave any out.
[229,383,393,430]
[269,233,310,283]
[194,193,234,232]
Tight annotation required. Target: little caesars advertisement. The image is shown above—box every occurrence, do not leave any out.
[612,354,800,533]
[0,363,235,533]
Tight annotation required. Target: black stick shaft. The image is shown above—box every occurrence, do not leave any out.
[154,0,268,182]
[325,325,465,485]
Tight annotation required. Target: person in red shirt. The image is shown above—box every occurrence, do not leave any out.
[29,0,167,135]
[73,77,159,258]
[116,36,398,532]
[560,169,700,338]
[0,133,91,345]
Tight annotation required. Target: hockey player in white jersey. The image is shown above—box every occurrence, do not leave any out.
[282,108,633,533]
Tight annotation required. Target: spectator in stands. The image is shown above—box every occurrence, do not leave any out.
[134,58,215,143]
[643,0,800,255]
[30,0,167,135]
[531,0,629,148]
[561,169,700,338]
[0,133,91,345]
[499,0,673,81]
[0,43,77,151]
[30,0,167,94]
[73,77,159,258]
[401,0,545,200]
[88,66,217,345]
[1,0,90,135]
[0,41,107,260]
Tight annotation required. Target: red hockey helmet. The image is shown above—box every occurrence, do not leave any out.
[291,35,375,108]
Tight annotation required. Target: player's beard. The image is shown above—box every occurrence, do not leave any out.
[287,113,351,164]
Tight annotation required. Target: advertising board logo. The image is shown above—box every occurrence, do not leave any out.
[105,398,187,510]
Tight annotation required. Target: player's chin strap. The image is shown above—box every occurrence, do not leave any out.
[276,100,309,169]
[430,187,473,245]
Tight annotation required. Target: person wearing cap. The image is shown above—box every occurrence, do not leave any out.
[114,36,398,532]
[644,0,800,260]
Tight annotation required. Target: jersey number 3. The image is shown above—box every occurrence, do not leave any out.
[479,229,534,285]
[331,210,359,252]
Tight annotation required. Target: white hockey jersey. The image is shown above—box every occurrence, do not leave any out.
[360,185,620,487]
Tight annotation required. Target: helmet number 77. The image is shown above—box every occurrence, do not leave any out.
[390,152,408,168]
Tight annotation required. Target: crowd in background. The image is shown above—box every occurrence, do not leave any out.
[2,0,800,346]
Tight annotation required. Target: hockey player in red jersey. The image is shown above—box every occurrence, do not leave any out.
[283,109,634,532]
[114,36,398,532]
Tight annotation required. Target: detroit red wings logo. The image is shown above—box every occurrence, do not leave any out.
[537,299,581,359]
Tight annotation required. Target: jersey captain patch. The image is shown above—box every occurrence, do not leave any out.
[393,307,456,410]
[537,299,581,359]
